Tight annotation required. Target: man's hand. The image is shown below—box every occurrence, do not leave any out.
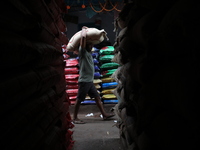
[82,26,88,30]
[80,27,87,48]
[81,27,87,38]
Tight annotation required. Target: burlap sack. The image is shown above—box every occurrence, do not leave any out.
[67,26,109,51]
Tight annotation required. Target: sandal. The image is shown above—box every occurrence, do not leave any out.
[73,119,85,124]
[103,114,115,120]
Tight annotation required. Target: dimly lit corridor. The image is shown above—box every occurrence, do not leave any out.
[1,0,200,150]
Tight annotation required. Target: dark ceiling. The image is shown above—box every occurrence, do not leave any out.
[64,0,125,14]
[64,0,124,8]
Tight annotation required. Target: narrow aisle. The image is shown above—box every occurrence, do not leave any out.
[70,104,122,150]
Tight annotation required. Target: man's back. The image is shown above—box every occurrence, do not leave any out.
[78,47,94,82]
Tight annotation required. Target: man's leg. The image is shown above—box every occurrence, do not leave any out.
[72,82,86,124]
[94,96,107,116]
[94,96,115,119]
[73,100,85,124]
[73,99,81,120]
[89,82,115,119]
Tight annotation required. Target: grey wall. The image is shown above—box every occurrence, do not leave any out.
[65,10,118,45]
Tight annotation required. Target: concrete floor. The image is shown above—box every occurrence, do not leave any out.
[69,103,123,150]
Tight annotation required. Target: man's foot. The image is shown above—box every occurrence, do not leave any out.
[103,113,115,120]
[72,119,85,124]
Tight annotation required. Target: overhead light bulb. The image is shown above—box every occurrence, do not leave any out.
[82,4,86,8]
[66,5,70,9]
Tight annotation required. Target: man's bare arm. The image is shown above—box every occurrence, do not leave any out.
[80,26,87,49]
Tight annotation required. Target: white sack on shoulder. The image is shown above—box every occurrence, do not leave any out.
[67,26,109,51]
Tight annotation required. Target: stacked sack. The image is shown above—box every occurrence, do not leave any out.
[64,58,79,105]
[0,0,74,150]
[111,1,200,150]
[99,46,120,104]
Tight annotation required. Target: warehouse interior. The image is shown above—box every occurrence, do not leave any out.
[1,0,200,150]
